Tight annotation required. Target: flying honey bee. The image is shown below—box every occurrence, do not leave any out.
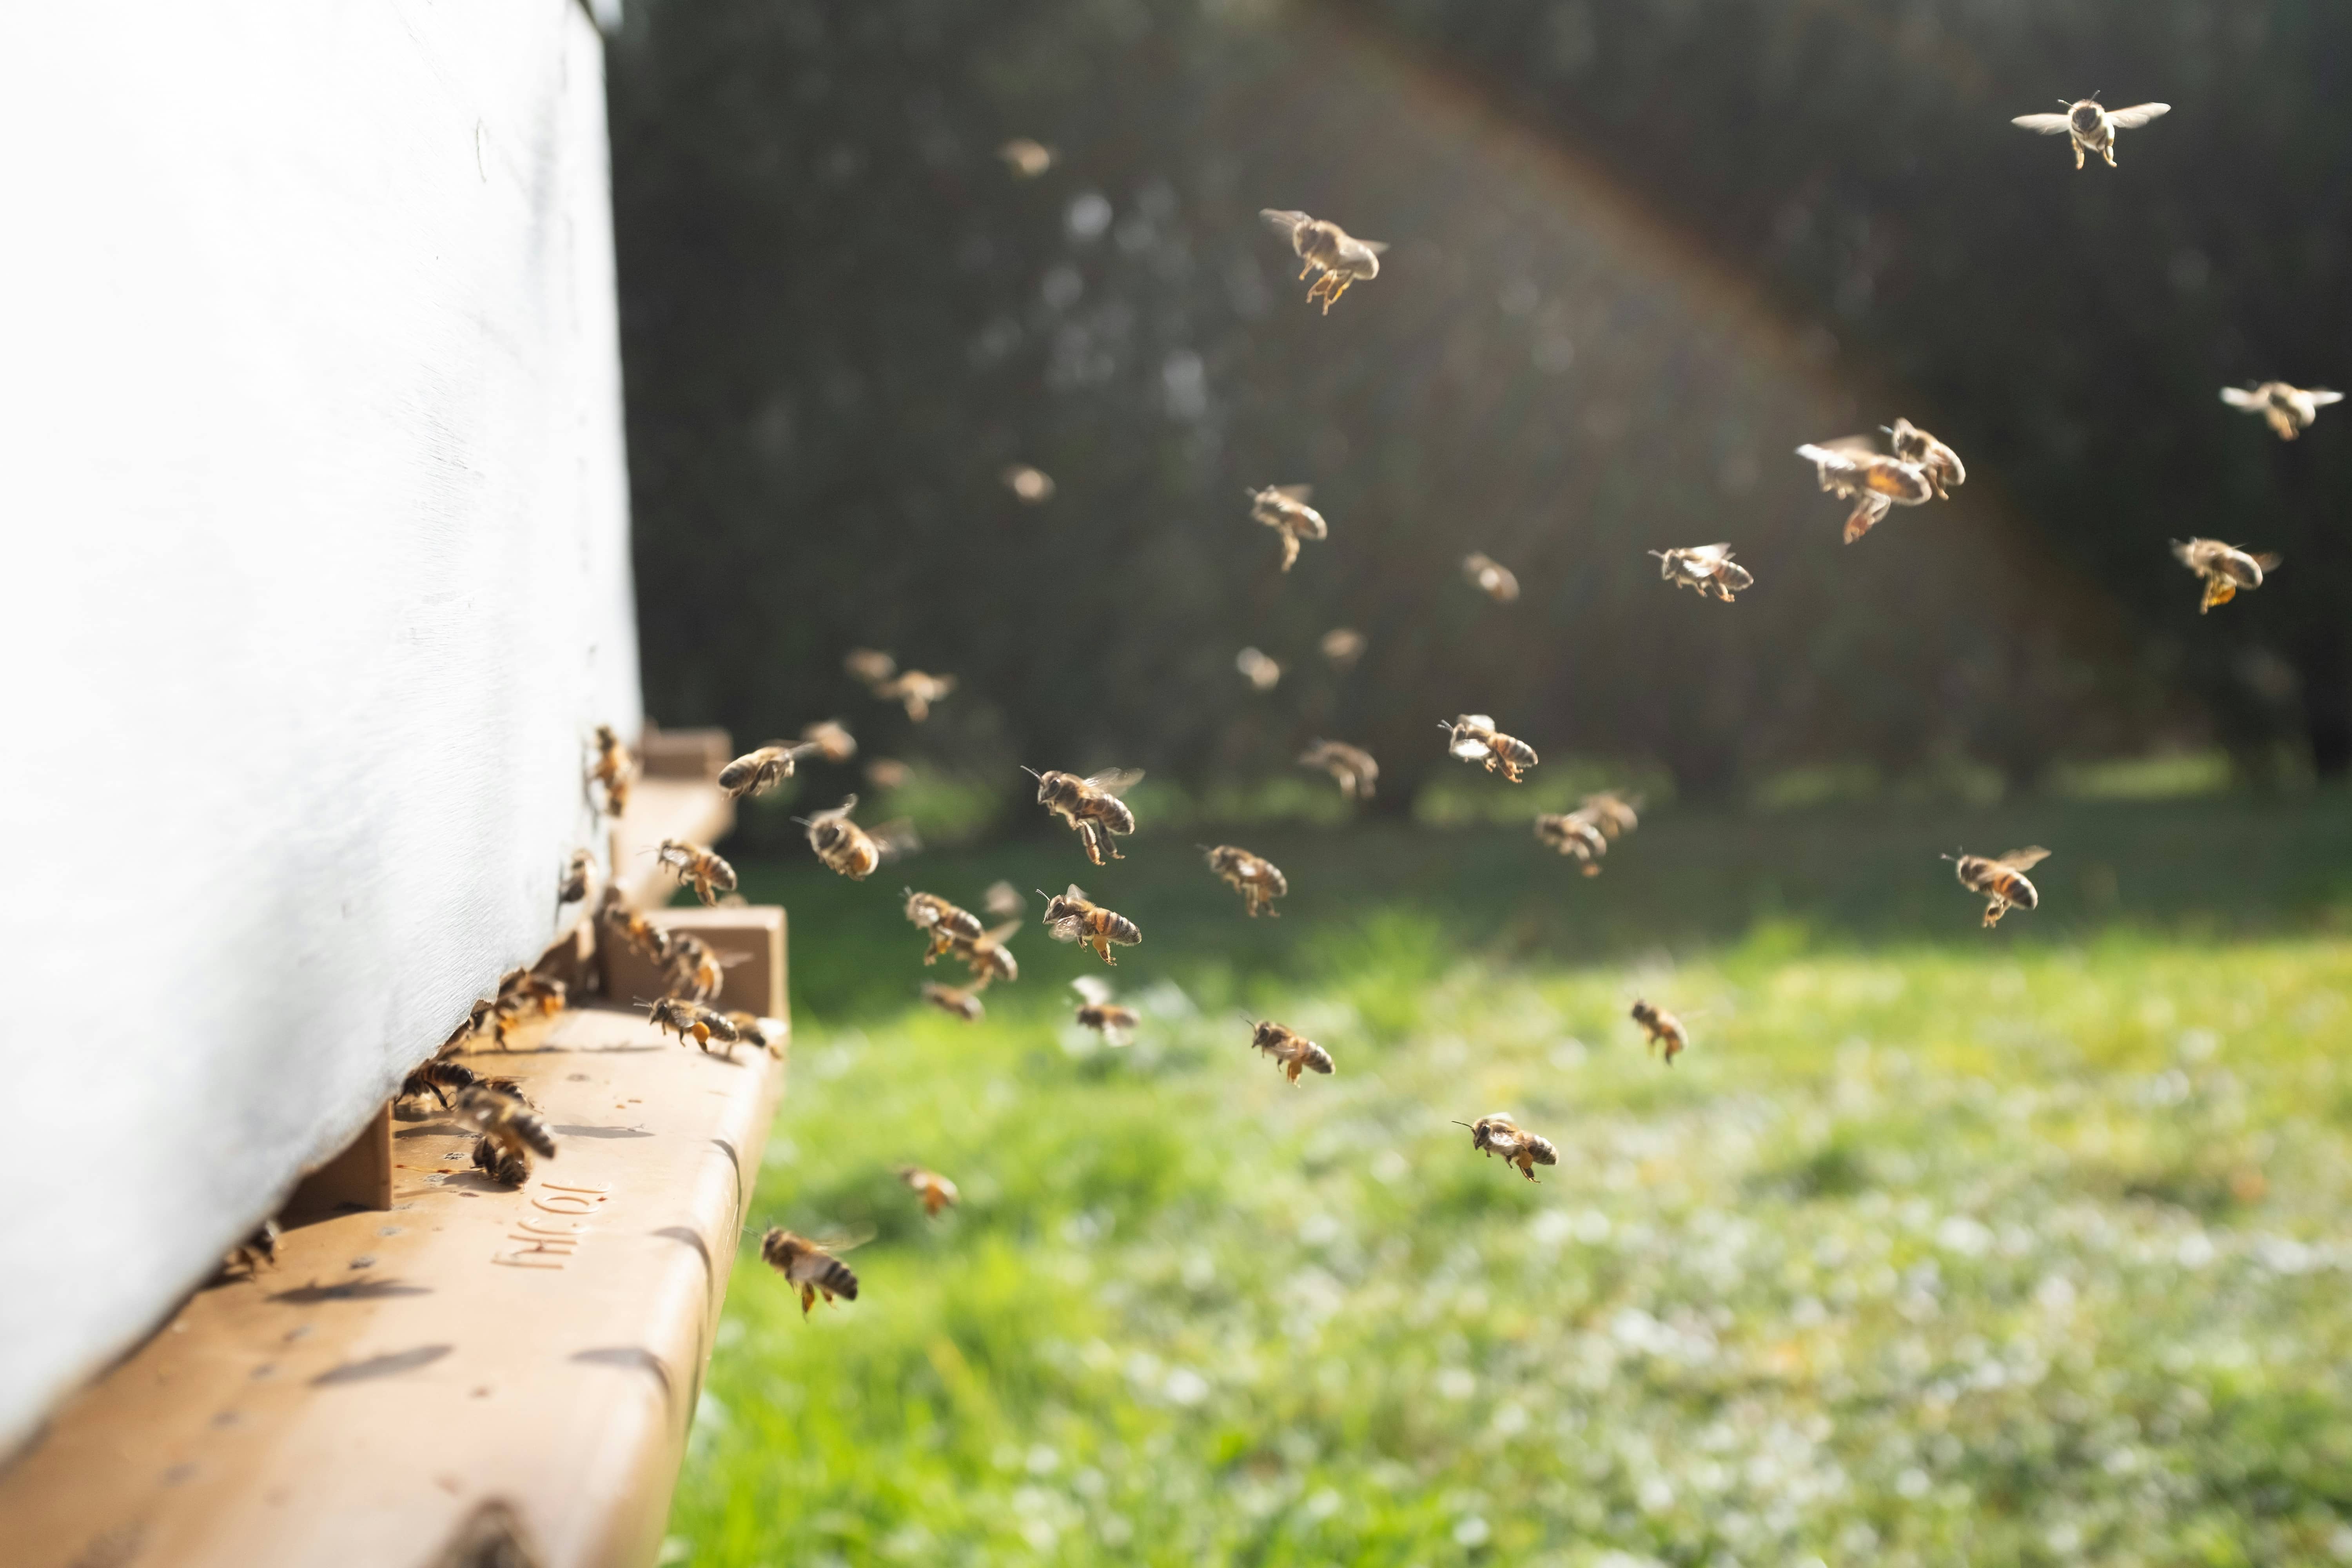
[2221,382,2343,441]
[1002,463,1057,501]
[1260,208,1387,313]
[876,669,957,723]
[1943,846,2051,928]
[1534,810,1608,875]
[499,968,567,1017]
[982,881,1025,920]
[1629,1000,1688,1066]
[921,980,985,1022]
[644,996,743,1053]
[951,920,1022,987]
[1203,844,1287,917]
[760,1228,861,1317]
[797,795,916,879]
[1236,647,1283,691]
[558,848,593,906]
[1456,1114,1558,1182]
[997,138,1054,178]
[1026,766,1143,866]
[596,884,672,964]
[800,719,858,762]
[589,724,635,817]
[1795,439,1934,542]
[1071,976,1139,1044]
[866,757,912,791]
[1462,552,1521,603]
[1441,714,1539,782]
[1883,419,1967,499]
[400,1058,479,1110]
[724,1012,789,1058]
[225,1218,281,1275]
[897,1165,961,1216]
[2011,96,2171,169]
[664,932,745,1005]
[905,890,985,962]
[1299,739,1378,800]
[1649,544,1757,600]
[457,1084,557,1182]
[1320,627,1367,669]
[1247,483,1328,572]
[844,648,898,687]
[1246,1017,1334,1083]
[655,838,738,906]
[2172,538,2282,613]
[1042,884,1142,964]
[719,740,820,800]
[1579,791,1641,839]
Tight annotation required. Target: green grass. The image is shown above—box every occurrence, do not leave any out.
[667,797,2352,1566]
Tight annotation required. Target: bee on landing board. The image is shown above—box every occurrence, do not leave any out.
[1649,544,1757,600]
[760,1229,860,1317]
[905,890,985,962]
[1246,1018,1334,1083]
[1456,1115,1559,1182]
[921,981,986,1022]
[588,724,635,817]
[1944,846,2050,928]
[1630,1000,1689,1066]
[950,920,1022,988]
[1462,552,1521,603]
[655,838,737,906]
[224,1218,281,1275]
[557,848,593,906]
[1072,976,1139,1045]
[2172,538,2281,613]
[1042,885,1142,964]
[1299,739,1378,800]
[643,996,743,1054]
[1246,483,1328,572]
[457,1085,557,1184]
[800,719,858,762]
[1026,767,1143,866]
[725,1012,788,1058]
[897,1165,961,1217]
[1795,437,1935,542]
[1441,714,1539,782]
[2011,96,2170,169]
[1260,208,1387,313]
[399,1058,480,1111]
[1319,627,1367,670]
[1203,844,1287,917]
[2221,382,2342,441]
[719,740,821,800]
[1534,810,1609,875]
[797,795,916,880]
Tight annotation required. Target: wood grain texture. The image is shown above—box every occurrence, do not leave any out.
[0,1,640,1453]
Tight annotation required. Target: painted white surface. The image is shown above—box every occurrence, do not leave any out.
[0,2,641,1450]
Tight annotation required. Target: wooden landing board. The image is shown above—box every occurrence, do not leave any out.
[0,995,787,1568]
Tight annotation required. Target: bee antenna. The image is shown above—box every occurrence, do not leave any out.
[1450,1120,1477,1129]
[1020,766,1043,780]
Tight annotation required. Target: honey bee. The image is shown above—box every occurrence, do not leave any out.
[1534,811,1608,875]
[557,848,593,906]
[982,881,1025,920]
[1203,844,1287,917]
[951,920,1022,987]
[399,1058,480,1110]
[1462,552,1521,603]
[844,648,898,687]
[2172,538,2282,613]
[1041,884,1142,964]
[724,1012,789,1058]
[760,1229,860,1317]
[797,795,916,879]
[1319,627,1367,669]
[865,757,912,791]
[905,890,985,962]
[224,1218,281,1275]
[1002,463,1057,501]
[2011,96,2170,170]
[1246,1017,1334,1083]
[1456,1114,1558,1182]
[1260,208,1387,312]
[473,1138,529,1186]
[1629,1000,1688,1066]
[897,1165,960,1216]
[1236,647,1282,691]
[1649,544,1757,600]
[997,138,1054,178]
[1441,714,1539,782]
[644,996,744,1053]
[1071,976,1138,1044]
[664,932,744,1004]
[457,1084,557,1178]
[1579,791,1641,839]
[589,724,635,817]
[1026,766,1143,866]
[1247,483,1328,572]
[719,740,820,800]
[1884,419,1967,499]
[800,719,858,762]
[499,967,568,1017]
[596,884,673,964]
[1796,439,1934,542]
[656,838,738,906]
[2221,382,2343,441]
[921,981,985,1022]
[1943,846,2051,928]
[876,670,957,723]
[1299,739,1378,800]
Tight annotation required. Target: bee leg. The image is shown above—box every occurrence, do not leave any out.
[2072,141,2085,170]
[799,1284,816,1317]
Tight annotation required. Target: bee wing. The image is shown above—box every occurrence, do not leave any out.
[1360,238,1389,254]
[2011,113,2073,134]
[1449,735,1492,761]
[2252,552,2283,572]
[1459,714,1495,730]
[871,820,922,860]
[2309,390,2344,406]
[981,920,1022,946]
[1048,916,1089,944]
[1259,208,1310,236]
[1994,847,2052,872]
[1071,975,1112,1005]
[2219,386,2264,410]
[2106,102,2170,129]
[1817,434,1880,454]
[1082,768,1145,795]
[1273,483,1314,502]
[809,1225,876,1257]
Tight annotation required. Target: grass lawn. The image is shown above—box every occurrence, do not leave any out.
[665,797,2352,1566]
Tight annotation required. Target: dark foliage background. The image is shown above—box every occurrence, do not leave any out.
[606,0,2350,820]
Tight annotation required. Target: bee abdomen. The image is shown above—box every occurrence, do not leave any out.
[809,1255,858,1301]
[509,1111,557,1158]
[1523,1136,1560,1166]
[474,1136,530,1185]
[1302,1044,1336,1075]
